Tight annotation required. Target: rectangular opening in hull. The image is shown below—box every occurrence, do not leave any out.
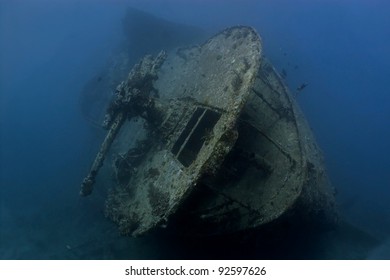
[171,107,204,156]
[172,107,221,167]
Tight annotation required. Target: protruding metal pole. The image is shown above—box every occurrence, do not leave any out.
[80,51,167,196]
[80,112,125,196]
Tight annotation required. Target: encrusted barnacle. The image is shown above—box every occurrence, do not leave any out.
[148,183,170,217]
[146,168,160,179]
[231,71,243,91]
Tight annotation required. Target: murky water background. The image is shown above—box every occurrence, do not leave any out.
[1,0,389,259]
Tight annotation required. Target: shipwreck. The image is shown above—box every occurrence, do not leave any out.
[80,26,337,237]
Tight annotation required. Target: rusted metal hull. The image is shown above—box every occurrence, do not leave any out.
[169,59,337,236]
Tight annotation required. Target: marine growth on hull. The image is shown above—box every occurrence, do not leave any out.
[81,26,337,237]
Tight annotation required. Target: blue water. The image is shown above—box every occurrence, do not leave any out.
[1,0,389,259]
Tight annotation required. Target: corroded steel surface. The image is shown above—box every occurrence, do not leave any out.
[83,26,336,237]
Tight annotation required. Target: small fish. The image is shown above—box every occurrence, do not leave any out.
[281,68,287,78]
[294,83,308,98]
[296,83,308,92]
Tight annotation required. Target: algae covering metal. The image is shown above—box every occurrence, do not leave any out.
[81,26,336,237]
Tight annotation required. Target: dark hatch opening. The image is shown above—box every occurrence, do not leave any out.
[171,107,204,155]
[172,107,221,167]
